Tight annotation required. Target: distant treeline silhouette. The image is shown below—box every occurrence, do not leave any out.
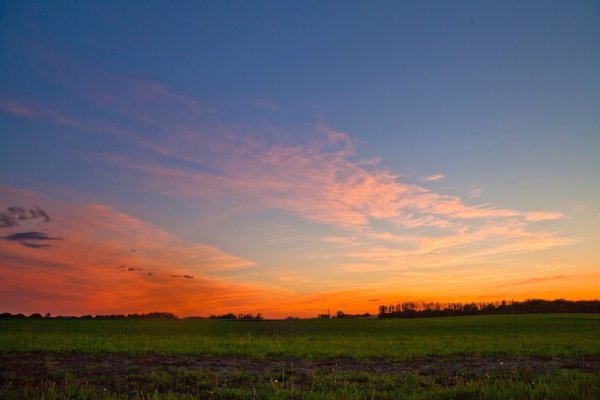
[378,299,600,318]
[208,313,263,320]
[333,311,372,319]
[2,299,599,320]
[0,312,178,319]
[0,311,264,320]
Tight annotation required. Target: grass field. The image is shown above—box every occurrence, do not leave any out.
[1,314,599,399]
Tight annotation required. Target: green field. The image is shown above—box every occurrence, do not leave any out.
[1,314,599,399]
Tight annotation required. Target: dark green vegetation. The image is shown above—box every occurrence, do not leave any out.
[1,314,599,399]
[2,314,598,358]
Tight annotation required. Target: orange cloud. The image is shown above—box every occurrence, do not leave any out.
[495,274,568,287]
[0,185,279,317]
[525,211,564,221]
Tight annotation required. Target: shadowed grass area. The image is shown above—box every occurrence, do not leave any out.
[1,314,598,358]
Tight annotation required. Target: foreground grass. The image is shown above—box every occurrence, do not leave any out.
[1,314,598,358]
[1,314,599,399]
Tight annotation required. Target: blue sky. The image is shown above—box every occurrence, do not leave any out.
[1,1,599,316]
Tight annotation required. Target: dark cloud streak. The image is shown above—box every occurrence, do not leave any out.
[21,242,51,248]
[495,275,567,288]
[171,274,194,279]
[119,265,153,276]
[2,231,62,248]
[0,206,50,228]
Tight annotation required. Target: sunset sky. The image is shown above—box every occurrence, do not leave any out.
[1,1,599,318]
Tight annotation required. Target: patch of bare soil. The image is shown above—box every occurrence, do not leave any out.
[1,351,598,397]
[2,352,599,381]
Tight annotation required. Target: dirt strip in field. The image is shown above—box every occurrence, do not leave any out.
[2,352,599,379]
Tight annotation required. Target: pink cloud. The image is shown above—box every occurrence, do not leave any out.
[0,76,569,238]
[90,119,570,283]
[0,100,38,117]
[90,77,211,126]
[8,77,561,236]
[106,123,533,233]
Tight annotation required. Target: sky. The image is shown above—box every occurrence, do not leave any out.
[1,1,599,318]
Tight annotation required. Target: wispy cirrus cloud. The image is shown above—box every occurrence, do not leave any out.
[502,275,565,287]
[422,173,445,182]
[5,82,466,231]
[492,273,589,288]
[1,76,581,310]
[0,100,39,117]
[101,121,529,233]
[249,99,277,110]
[14,77,571,277]
[2,78,561,234]
[469,188,483,199]
[92,77,212,126]
[336,220,574,273]
[525,211,564,221]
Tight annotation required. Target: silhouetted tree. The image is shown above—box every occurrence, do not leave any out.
[378,299,600,318]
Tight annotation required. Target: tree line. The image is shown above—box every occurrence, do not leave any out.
[378,299,600,318]
[208,313,263,320]
[2,299,599,320]
[0,312,178,319]
[0,311,264,320]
